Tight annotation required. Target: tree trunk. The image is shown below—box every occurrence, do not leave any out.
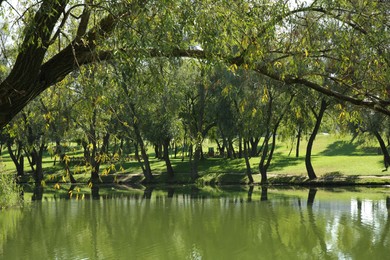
[191,143,201,180]
[306,98,328,180]
[259,93,293,184]
[228,138,236,159]
[133,124,153,182]
[7,141,24,177]
[138,136,153,182]
[259,134,270,185]
[65,161,77,184]
[372,130,390,171]
[249,137,260,157]
[215,138,225,156]
[134,143,140,161]
[243,139,254,184]
[296,126,302,158]
[33,144,45,185]
[88,108,100,184]
[163,138,174,178]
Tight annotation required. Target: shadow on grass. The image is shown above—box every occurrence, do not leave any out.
[319,140,378,156]
[269,153,303,171]
[321,172,359,183]
[170,157,246,174]
[268,174,308,184]
[197,172,249,185]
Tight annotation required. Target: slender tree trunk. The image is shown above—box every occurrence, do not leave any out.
[306,98,328,180]
[88,109,100,184]
[215,138,225,156]
[163,138,174,178]
[296,126,302,158]
[243,139,254,183]
[190,75,206,180]
[259,94,293,184]
[129,103,153,182]
[65,161,77,183]
[259,134,270,185]
[373,130,390,170]
[135,126,153,182]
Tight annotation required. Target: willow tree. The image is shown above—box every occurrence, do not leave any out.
[0,0,389,130]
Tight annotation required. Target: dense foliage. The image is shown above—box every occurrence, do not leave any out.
[0,0,389,185]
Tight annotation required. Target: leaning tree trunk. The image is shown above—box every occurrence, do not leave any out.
[306,98,328,180]
[134,124,153,182]
[372,130,390,170]
[259,133,270,185]
[259,93,293,184]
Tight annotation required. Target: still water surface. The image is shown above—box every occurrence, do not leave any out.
[1,185,390,260]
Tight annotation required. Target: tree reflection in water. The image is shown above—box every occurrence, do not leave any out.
[4,185,390,259]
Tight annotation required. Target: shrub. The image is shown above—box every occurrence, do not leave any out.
[0,166,21,208]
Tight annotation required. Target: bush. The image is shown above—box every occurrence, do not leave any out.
[0,169,21,208]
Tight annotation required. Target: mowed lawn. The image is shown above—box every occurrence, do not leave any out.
[0,133,388,180]
[266,133,387,176]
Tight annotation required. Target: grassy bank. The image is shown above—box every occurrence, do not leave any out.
[0,133,388,186]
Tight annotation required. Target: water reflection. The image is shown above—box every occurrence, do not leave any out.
[1,185,390,259]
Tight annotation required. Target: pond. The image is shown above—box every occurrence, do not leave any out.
[1,185,390,260]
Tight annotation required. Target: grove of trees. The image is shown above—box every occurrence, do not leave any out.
[0,0,389,185]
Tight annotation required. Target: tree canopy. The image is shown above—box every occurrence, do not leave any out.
[0,0,389,130]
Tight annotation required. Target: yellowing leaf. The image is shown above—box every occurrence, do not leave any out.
[274,61,282,68]
[262,88,269,103]
[228,64,238,73]
[251,108,257,117]
[222,85,231,97]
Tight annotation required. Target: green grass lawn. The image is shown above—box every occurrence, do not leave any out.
[0,133,388,185]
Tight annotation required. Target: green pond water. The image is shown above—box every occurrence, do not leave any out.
[1,185,390,260]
